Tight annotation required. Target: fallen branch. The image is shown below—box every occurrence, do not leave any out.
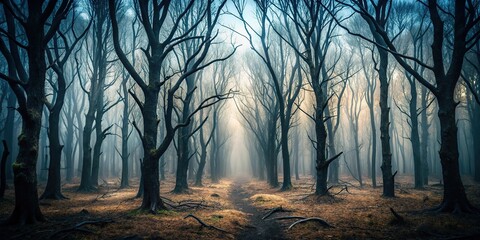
[49,219,113,239]
[184,214,230,234]
[262,206,292,220]
[159,197,216,210]
[267,216,307,221]
[288,217,334,230]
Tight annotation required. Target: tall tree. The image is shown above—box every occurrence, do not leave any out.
[41,11,91,199]
[0,0,73,224]
[273,0,345,195]
[236,55,281,187]
[346,76,364,187]
[347,0,396,197]
[233,0,303,190]
[109,0,234,212]
[344,0,480,212]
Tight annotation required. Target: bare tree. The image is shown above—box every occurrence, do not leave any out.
[41,10,91,199]
[345,76,364,186]
[109,0,235,212]
[0,0,73,224]
[232,0,303,190]
[272,0,346,195]
[236,55,281,187]
[341,0,480,212]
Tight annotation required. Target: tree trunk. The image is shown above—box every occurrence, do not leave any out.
[472,96,480,182]
[407,77,423,188]
[368,101,377,188]
[41,107,66,199]
[434,93,477,213]
[195,152,207,186]
[41,64,68,199]
[91,103,106,187]
[420,87,430,185]
[326,105,339,184]
[315,94,329,195]
[0,140,9,198]
[78,107,95,192]
[294,140,300,180]
[138,89,166,212]
[136,159,144,198]
[354,129,363,187]
[378,47,394,197]
[4,92,16,181]
[64,110,75,183]
[120,92,130,187]
[280,123,292,190]
[210,135,218,183]
[173,124,191,193]
[173,74,195,193]
[6,16,48,222]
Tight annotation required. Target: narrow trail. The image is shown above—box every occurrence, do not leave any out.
[230,178,286,240]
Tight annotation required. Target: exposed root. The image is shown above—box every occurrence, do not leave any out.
[280,183,293,191]
[40,192,69,200]
[332,185,350,195]
[171,187,191,194]
[76,185,98,193]
[424,200,480,214]
[262,206,292,220]
[49,218,113,239]
[389,208,406,225]
[287,217,334,230]
[184,214,231,234]
[338,180,361,189]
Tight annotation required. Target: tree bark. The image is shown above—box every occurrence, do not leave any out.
[0,140,9,198]
[377,47,394,197]
[420,87,430,185]
[4,92,16,181]
[6,1,54,222]
[406,76,423,188]
[314,91,329,195]
[139,88,166,211]
[434,94,476,212]
[41,74,67,199]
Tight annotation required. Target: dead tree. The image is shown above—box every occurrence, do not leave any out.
[78,0,113,191]
[109,0,235,212]
[272,0,347,195]
[345,76,365,187]
[117,15,141,189]
[41,11,91,200]
[464,29,480,182]
[232,0,303,190]
[341,0,480,212]
[208,54,233,183]
[346,0,396,197]
[235,56,281,187]
[0,0,73,224]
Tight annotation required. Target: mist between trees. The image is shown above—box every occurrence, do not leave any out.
[0,0,479,226]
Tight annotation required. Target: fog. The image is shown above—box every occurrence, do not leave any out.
[0,0,479,228]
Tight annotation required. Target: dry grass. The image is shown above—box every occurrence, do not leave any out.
[0,174,479,239]
[241,175,480,239]
[0,176,246,240]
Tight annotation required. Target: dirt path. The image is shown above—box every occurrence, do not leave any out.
[230,178,286,240]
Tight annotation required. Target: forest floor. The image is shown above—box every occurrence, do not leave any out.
[0,175,480,239]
